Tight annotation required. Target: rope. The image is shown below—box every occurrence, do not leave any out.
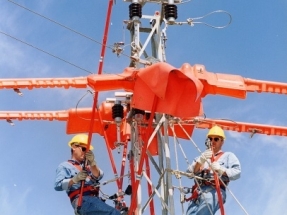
[170,123,191,166]
[101,173,130,186]
[169,120,213,213]
[222,184,250,215]
[167,169,214,214]
[141,169,166,213]
[170,123,187,214]
[193,178,214,215]
[142,171,171,214]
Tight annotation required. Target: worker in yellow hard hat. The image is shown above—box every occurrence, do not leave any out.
[186,126,241,215]
[54,134,122,215]
[68,133,94,150]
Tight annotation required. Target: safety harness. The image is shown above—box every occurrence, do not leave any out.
[185,151,229,202]
[67,160,99,203]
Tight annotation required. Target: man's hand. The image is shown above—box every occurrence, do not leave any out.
[72,170,88,183]
[85,150,97,167]
[197,149,212,165]
[211,162,226,176]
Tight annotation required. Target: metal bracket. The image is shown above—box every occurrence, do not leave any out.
[249,128,262,138]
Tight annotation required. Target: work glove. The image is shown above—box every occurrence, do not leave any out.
[85,150,97,167]
[196,149,212,165]
[211,161,226,176]
[72,170,88,183]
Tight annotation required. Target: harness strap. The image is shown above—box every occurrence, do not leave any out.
[185,184,198,202]
[67,160,97,202]
[68,160,91,172]
[68,186,99,202]
[202,179,229,188]
[185,182,228,202]
[199,151,224,172]
[185,152,227,202]
[214,151,224,160]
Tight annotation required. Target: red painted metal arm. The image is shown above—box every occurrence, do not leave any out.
[1,63,286,99]
[1,111,287,137]
[0,77,87,89]
[244,78,287,94]
[194,118,287,136]
[185,63,287,98]
[0,111,68,121]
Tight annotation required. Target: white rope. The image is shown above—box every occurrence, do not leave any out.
[169,121,212,213]
[147,115,165,147]
[142,171,171,214]
[166,168,214,214]
[170,123,185,214]
[170,123,187,214]
[141,169,167,213]
[223,185,250,215]
[100,173,130,186]
[193,178,214,215]
[170,123,191,165]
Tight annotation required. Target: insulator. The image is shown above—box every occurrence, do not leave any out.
[145,112,151,120]
[109,193,118,200]
[124,185,132,195]
[133,108,145,116]
[112,103,124,119]
[129,3,142,19]
[164,4,178,20]
[150,19,156,27]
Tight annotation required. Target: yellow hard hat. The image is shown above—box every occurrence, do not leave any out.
[207,125,225,139]
[68,134,94,150]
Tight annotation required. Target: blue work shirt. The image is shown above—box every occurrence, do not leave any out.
[54,159,104,194]
[187,151,241,181]
[54,160,121,215]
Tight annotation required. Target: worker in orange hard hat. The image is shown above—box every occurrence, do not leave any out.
[186,126,241,215]
[54,134,122,215]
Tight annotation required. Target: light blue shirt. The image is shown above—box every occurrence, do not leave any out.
[187,151,241,181]
[54,160,104,194]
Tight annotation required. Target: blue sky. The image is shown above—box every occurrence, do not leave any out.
[0,0,287,215]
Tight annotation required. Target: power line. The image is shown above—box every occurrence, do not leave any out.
[5,0,132,72]
[0,30,93,74]
[7,0,109,48]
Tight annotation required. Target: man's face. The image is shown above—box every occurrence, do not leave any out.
[208,135,224,153]
[72,143,87,162]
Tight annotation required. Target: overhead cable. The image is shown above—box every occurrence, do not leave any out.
[0,30,93,74]
[7,0,106,47]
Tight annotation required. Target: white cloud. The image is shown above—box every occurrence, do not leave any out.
[0,2,53,78]
[0,186,32,215]
[227,130,246,142]
[257,135,287,150]
[255,167,287,215]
